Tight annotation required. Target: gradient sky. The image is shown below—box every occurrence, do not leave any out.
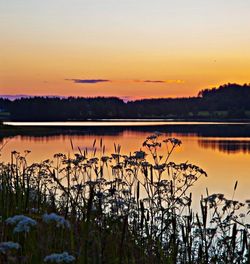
[1,0,250,99]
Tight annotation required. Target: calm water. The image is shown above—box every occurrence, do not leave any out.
[1,121,250,207]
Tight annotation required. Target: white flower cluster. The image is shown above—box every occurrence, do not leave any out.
[0,241,20,253]
[44,252,75,263]
[42,213,70,229]
[6,215,37,233]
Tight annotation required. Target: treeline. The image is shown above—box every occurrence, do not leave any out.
[1,83,250,121]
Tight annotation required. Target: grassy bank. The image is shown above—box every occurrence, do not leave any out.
[0,133,249,263]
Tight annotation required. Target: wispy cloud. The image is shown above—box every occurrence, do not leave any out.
[65,78,184,85]
[134,79,184,84]
[144,80,165,83]
[66,79,111,84]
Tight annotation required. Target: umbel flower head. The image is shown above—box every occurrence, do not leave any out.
[5,215,37,233]
[0,241,20,253]
[44,252,75,263]
[42,213,70,229]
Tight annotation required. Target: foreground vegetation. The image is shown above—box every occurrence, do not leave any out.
[0,133,249,263]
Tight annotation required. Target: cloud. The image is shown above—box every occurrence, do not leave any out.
[65,78,184,85]
[144,80,165,83]
[135,79,184,84]
[66,79,111,84]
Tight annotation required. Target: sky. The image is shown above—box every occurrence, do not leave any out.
[1,0,250,100]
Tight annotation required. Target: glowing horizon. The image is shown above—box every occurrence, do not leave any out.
[1,0,250,99]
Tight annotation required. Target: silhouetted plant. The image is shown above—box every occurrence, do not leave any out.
[0,133,249,263]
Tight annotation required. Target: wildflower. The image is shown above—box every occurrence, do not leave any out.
[111,164,123,170]
[54,153,66,159]
[44,252,75,263]
[143,142,161,148]
[146,135,157,140]
[164,138,182,146]
[141,161,150,167]
[127,160,138,166]
[204,193,224,204]
[101,156,110,162]
[88,157,99,164]
[111,154,121,159]
[134,151,146,159]
[6,215,37,233]
[155,180,169,187]
[11,150,20,156]
[153,164,166,171]
[74,154,86,162]
[0,241,20,253]
[42,213,70,229]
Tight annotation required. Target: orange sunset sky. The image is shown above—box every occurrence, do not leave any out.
[1,0,250,100]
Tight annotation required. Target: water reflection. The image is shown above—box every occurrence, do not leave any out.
[198,139,250,154]
[1,125,250,208]
[3,135,250,154]
[2,124,250,154]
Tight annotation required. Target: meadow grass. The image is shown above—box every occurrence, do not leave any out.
[0,133,249,263]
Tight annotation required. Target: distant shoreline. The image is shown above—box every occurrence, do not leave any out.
[1,84,250,121]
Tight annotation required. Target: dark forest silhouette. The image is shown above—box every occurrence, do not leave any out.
[1,83,250,121]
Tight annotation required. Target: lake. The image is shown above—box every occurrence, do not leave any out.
[1,121,250,208]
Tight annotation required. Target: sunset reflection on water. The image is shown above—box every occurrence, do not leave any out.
[1,129,250,208]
